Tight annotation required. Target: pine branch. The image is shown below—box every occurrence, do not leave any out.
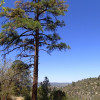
[17,54,34,58]
[2,46,21,56]
[1,30,30,51]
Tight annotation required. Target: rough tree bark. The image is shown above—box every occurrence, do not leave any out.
[32,3,39,99]
[32,30,39,100]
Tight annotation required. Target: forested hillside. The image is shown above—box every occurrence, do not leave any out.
[63,76,100,100]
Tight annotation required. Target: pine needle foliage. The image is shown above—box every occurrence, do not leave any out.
[0,0,70,57]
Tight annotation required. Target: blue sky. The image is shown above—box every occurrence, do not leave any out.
[1,0,100,82]
[39,0,100,82]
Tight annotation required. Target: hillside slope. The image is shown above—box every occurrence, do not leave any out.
[63,77,100,100]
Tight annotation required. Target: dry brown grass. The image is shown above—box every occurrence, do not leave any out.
[11,96,24,100]
[16,97,24,100]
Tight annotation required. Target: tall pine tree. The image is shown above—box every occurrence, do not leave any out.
[0,0,70,100]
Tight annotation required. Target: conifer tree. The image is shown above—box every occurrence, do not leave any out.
[0,0,70,100]
[38,77,50,100]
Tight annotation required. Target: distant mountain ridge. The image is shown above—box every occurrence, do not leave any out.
[38,82,70,87]
[50,82,70,87]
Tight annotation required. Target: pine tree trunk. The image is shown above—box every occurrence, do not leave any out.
[32,30,39,100]
[32,1,39,100]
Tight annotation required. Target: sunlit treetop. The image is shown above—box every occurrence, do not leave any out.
[0,0,5,6]
[0,0,70,58]
[0,0,7,11]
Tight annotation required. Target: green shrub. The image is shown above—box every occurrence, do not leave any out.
[24,95,31,100]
